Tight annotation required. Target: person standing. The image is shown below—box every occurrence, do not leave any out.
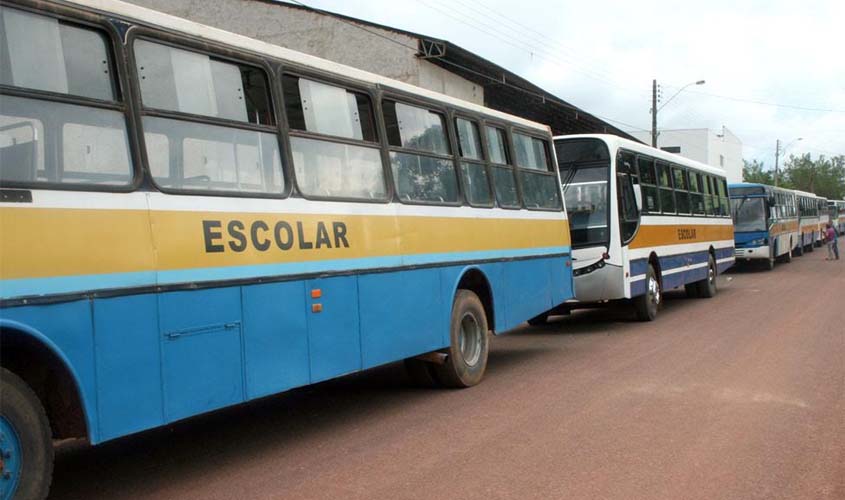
[825,223,836,260]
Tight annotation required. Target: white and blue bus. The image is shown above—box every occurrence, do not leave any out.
[828,200,845,234]
[0,1,574,497]
[795,189,822,253]
[728,183,799,269]
[539,135,734,323]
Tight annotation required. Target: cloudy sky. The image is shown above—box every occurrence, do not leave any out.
[297,0,845,167]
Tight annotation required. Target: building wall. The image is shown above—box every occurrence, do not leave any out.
[124,0,483,105]
[630,128,744,183]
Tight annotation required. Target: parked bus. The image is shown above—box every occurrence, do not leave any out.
[829,200,845,234]
[0,1,574,497]
[817,196,831,244]
[540,134,734,323]
[728,183,799,269]
[795,189,821,253]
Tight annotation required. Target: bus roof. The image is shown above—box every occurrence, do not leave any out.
[68,0,549,132]
[553,134,729,177]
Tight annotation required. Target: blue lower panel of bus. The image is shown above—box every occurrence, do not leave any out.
[629,247,733,296]
[0,254,572,444]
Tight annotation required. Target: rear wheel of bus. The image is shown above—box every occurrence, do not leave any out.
[0,368,53,500]
[432,290,489,388]
[634,264,661,321]
[696,255,718,298]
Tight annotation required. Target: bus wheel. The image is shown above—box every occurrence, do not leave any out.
[634,264,660,321]
[0,368,53,500]
[795,243,804,257]
[697,255,718,298]
[763,255,775,271]
[782,245,793,263]
[432,290,489,388]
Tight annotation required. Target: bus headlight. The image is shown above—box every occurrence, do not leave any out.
[750,238,767,246]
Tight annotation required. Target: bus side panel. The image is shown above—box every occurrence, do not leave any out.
[501,257,556,331]
[242,281,309,400]
[549,256,572,306]
[159,287,245,423]
[306,275,361,383]
[93,294,163,442]
[0,300,99,442]
[359,268,445,369]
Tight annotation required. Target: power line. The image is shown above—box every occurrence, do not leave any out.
[662,85,845,114]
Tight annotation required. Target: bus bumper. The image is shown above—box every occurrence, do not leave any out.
[573,263,625,302]
[735,245,770,260]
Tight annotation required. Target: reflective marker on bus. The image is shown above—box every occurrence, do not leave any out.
[537,134,734,324]
[0,1,573,497]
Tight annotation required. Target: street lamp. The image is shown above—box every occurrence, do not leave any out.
[651,79,705,147]
[774,137,802,187]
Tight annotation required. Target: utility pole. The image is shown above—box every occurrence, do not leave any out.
[651,79,658,147]
[774,139,781,187]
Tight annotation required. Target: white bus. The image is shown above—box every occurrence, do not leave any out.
[539,135,735,322]
[795,189,822,252]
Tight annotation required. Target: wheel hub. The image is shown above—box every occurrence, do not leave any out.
[648,277,661,305]
[0,417,21,500]
[458,313,483,367]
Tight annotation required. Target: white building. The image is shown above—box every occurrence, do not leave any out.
[630,127,744,183]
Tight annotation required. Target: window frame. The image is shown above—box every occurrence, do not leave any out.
[0,3,142,192]
[482,120,522,210]
[509,126,562,212]
[655,160,676,215]
[380,91,460,207]
[671,164,691,215]
[453,113,494,208]
[279,68,389,203]
[635,154,660,214]
[127,28,288,199]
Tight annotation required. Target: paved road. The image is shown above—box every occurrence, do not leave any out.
[50,242,844,500]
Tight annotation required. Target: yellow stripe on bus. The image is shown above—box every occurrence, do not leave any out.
[1,207,570,280]
[629,223,734,250]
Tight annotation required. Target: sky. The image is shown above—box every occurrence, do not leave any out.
[295,0,845,168]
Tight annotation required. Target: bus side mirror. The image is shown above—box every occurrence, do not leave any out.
[633,184,643,212]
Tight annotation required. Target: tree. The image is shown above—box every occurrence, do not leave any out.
[742,159,774,185]
[781,153,845,199]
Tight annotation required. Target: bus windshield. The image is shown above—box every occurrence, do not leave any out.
[561,165,609,247]
[731,197,767,232]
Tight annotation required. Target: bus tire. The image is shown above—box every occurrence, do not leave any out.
[0,367,53,500]
[782,244,793,263]
[432,290,489,388]
[527,312,549,326]
[684,283,700,298]
[633,264,660,321]
[697,255,718,298]
[795,243,804,257]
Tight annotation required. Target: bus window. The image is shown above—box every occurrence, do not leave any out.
[703,176,714,215]
[656,161,676,214]
[0,6,132,187]
[383,100,457,204]
[717,179,729,216]
[617,151,639,243]
[689,171,705,215]
[283,75,386,200]
[455,118,493,206]
[637,156,660,213]
[514,132,560,210]
[486,125,520,208]
[134,39,283,195]
[672,166,691,214]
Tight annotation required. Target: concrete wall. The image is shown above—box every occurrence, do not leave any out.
[124,0,483,105]
[630,128,744,183]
